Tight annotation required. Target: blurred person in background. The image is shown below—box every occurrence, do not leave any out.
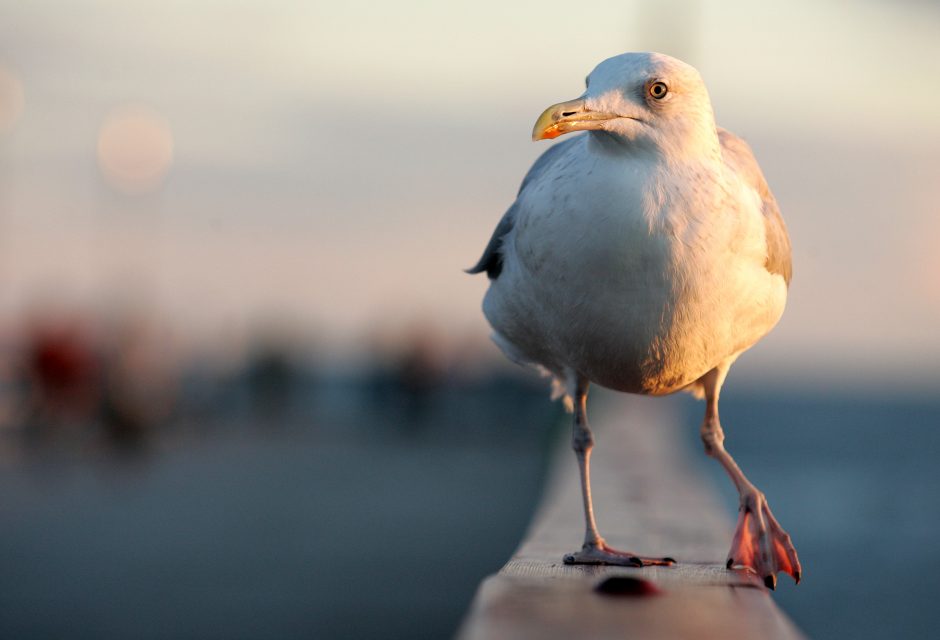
[21,310,100,449]
[99,308,178,451]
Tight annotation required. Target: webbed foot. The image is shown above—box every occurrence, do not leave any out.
[726,491,801,589]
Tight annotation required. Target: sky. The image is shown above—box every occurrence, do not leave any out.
[0,0,938,389]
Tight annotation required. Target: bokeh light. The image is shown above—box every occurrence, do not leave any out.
[0,64,24,135]
[96,105,174,194]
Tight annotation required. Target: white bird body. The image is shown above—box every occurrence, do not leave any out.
[468,52,801,586]
[484,130,787,397]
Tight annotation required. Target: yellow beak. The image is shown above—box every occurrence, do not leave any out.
[532,98,620,141]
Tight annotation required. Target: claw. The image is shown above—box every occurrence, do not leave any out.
[728,491,801,589]
[627,556,644,567]
[794,570,801,584]
[661,557,676,564]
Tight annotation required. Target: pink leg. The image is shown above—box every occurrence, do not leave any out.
[563,378,675,567]
[700,366,801,589]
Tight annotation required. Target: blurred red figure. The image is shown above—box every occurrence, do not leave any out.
[24,317,101,441]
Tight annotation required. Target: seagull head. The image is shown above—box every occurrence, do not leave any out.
[532,52,718,156]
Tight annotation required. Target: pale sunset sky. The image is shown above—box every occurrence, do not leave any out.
[0,0,938,389]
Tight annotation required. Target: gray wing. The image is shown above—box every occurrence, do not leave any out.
[466,138,576,279]
[718,128,792,286]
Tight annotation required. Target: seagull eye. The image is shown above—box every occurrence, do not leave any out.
[649,81,668,100]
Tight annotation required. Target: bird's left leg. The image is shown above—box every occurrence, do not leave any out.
[699,365,802,589]
[563,377,675,567]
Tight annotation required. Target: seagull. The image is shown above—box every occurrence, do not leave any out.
[467,52,800,589]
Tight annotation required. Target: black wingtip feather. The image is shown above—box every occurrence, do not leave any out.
[465,256,502,279]
[467,139,574,282]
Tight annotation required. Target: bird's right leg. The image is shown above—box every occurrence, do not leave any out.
[562,377,675,567]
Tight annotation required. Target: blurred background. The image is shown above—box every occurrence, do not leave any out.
[0,1,938,638]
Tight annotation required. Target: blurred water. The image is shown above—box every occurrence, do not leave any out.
[1,388,938,639]
[676,391,940,640]
[0,376,562,640]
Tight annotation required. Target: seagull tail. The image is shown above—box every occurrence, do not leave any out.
[550,375,575,413]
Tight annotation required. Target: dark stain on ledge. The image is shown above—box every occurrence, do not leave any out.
[595,576,662,597]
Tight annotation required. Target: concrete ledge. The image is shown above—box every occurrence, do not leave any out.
[458,394,805,639]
